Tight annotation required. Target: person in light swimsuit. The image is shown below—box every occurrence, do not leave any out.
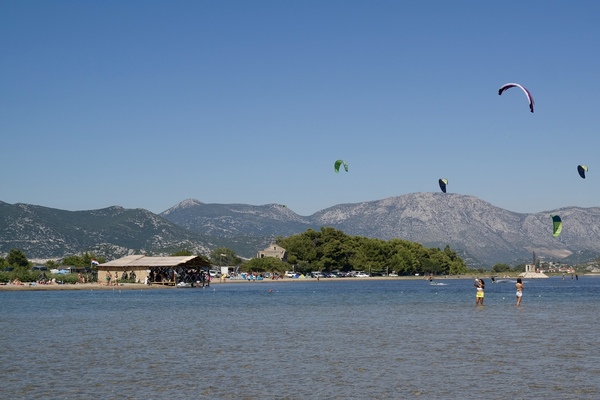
[516,278,524,306]
[475,278,485,305]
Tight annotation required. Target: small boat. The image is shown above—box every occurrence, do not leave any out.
[176,282,192,288]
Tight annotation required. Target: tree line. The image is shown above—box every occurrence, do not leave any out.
[1,227,469,282]
[0,249,106,283]
[244,227,468,276]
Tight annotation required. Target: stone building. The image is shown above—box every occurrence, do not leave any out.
[257,244,287,261]
[519,264,549,279]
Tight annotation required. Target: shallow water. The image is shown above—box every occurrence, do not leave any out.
[1,277,599,399]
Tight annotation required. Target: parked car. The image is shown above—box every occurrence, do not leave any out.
[355,272,370,278]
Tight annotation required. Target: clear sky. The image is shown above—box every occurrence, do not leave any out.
[2,1,600,216]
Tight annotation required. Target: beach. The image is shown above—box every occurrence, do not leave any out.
[0,274,484,291]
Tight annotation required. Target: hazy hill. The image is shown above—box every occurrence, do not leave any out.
[160,198,311,237]
[159,199,313,258]
[161,193,600,266]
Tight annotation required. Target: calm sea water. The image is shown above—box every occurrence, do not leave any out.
[2,276,600,399]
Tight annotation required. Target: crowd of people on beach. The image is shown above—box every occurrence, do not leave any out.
[238,272,285,281]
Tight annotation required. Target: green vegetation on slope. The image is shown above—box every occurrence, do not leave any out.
[273,227,467,276]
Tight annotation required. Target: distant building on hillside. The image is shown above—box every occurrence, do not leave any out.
[257,244,287,261]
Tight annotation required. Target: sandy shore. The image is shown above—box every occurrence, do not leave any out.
[0,282,170,291]
[0,275,483,291]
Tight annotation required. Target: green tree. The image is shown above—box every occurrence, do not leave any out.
[6,249,29,268]
[210,247,241,267]
[243,257,287,274]
[278,230,318,267]
[449,260,467,275]
[62,252,106,268]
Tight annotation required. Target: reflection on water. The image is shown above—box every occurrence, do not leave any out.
[1,277,600,399]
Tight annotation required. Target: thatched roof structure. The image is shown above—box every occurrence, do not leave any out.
[98,255,211,270]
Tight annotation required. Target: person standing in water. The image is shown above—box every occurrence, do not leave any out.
[516,278,524,306]
[475,278,485,306]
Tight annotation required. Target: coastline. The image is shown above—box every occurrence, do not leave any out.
[0,274,491,291]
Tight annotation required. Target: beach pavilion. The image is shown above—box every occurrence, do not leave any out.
[97,255,212,286]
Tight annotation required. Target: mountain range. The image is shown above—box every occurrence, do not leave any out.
[2,193,600,266]
[0,201,214,261]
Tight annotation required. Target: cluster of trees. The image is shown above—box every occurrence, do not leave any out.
[0,249,107,271]
[0,249,29,269]
[0,249,105,283]
[208,248,242,267]
[0,249,34,282]
[59,252,106,269]
[244,227,468,276]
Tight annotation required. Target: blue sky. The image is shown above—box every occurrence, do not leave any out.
[2,1,600,216]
